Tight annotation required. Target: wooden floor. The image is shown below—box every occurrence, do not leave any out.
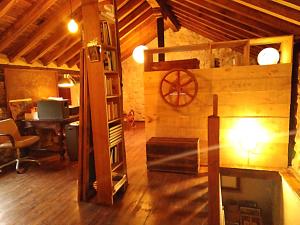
[0,122,208,225]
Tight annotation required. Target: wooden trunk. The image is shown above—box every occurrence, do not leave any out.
[146,137,200,174]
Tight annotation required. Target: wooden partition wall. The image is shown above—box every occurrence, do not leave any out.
[144,63,292,168]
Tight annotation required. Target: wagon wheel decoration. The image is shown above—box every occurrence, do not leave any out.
[160,69,198,107]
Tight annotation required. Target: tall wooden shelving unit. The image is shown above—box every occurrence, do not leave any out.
[79,0,127,205]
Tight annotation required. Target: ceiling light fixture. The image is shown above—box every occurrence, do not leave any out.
[257,47,280,65]
[58,74,76,88]
[132,45,148,64]
[67,0,78,33]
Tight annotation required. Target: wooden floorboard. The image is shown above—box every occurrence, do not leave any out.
[0,122,208,225]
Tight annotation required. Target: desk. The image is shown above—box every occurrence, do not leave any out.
[23,115,79,159]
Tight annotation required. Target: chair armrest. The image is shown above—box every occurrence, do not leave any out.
[0,133,16,148]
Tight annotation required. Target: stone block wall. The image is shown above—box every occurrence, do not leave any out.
[121,27,242,121]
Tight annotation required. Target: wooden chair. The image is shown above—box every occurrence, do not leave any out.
[0,118,40,173]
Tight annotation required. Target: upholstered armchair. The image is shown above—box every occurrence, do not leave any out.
[0,118,40,173]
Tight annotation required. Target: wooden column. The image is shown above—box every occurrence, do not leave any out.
[157,16,165,62]
[81,0,112,205]
[208,94,220,225]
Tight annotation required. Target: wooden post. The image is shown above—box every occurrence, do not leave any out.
[157,16,165,62]
[208,94,220,225]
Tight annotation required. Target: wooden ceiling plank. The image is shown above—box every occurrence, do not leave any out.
[0,0,15,19]
[173,7,251,39]
[0,0,57,52]
[41,36,81,65]
[9,0,81,62]
[276,0,300,7]
[168,0,267,38]
[56,41,82,66]
[119,9,154,40]
[155,0,180,31]
[117,0,145,21]
[234,0,300,25]
[67,54,80,67]
[119,2,151,32]
[202,0,300,35]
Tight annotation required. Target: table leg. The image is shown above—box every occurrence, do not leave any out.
[59,124,65,160]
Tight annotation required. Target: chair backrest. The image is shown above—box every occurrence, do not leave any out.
[0,118,21,143]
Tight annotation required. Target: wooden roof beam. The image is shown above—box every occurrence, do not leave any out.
[272,0,300,8]
[233,0,300,25]
[67,54,80,68]
[117,0,144,21]
[204,0,300,35]
[25,9,82,64]
[169,0,269,38]
[155,0,180,32]
[9,0,81,62]
[172,6,254,39]
[177,0,282,36]
[119,2,151,32]
[56,42,82,66]
[41,36,80,65]
[0,0,56,52]
[119,9,153,40]
[0,0,15,19]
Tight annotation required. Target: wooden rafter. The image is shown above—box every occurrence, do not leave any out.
[172,6,255,39]
[67,54,80,67]
[155,0,180,31]
[117,0,144,21]
[176,0,282,36]
[272,0,300,8]
[168,0,269,38]
[233,0,300,25]
[0,0,15,19]
[9,0,81,62]
[203,0,300,35]
[119,2,151,32]
[41,36,80,66]
[0,0,56,52]
[119,9,154,40]
[56,41,82,66]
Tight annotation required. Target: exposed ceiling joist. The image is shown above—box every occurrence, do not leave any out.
[233,0,300,25]
[203,0,300,35]
[273,0,300,8]
[0,0,15,19]
[156,0,180,32]
[42,36,80,66]
[0,0,56,52]
[117,0,144,21]
[9,0,81,62]
[67,54,80,67]
[56,41,82,66]
[119,1,151,32]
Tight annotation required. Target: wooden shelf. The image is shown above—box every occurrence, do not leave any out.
[105,71,119,76]
[112,161,124,172]
[108,118,121,124]
[110,138,122,148]
[102,44,116,51]
[112,174,127,195]
[106,95,120,99]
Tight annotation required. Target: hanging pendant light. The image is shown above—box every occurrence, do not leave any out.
[58,74,76,88]
[132,45,148,64]
[67,0,78,33]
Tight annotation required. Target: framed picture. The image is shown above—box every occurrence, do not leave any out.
[87,45,100,62]
[221,175,240,191]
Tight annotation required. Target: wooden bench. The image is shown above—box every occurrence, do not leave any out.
[146,137,200,174]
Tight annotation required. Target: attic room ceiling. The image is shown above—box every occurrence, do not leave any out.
[0,0,299,69]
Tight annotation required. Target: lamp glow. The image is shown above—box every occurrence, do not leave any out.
[58,74,76,88]
[257,47,280,65]
[68,19,78,33]
[132,45,148,64]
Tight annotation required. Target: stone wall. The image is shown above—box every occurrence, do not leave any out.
[121,27,242,121]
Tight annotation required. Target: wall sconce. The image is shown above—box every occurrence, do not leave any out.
[58,74,76,88]
[67,0,78,33]
[257,47,280,65]
[132,45,148,64]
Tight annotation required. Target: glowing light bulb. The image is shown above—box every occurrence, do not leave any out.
[132,45,148,64]
[257,47,280,65]
[68,19,78,33]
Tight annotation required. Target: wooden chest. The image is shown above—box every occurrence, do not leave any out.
[146,137,200,174]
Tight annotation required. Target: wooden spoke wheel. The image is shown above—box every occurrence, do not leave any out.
[160,69,198,107]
